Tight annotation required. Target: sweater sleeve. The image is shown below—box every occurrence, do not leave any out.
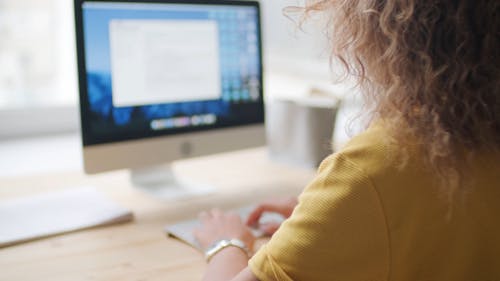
[248,152,390,281]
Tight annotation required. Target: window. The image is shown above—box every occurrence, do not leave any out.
[0,0,78,138]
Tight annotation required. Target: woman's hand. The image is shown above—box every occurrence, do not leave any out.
[246,196,298,236]
[193,209,255,252]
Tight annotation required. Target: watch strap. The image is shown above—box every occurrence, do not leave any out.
[204,238,250,262]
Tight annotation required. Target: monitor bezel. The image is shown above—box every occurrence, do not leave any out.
[74,0,265,147]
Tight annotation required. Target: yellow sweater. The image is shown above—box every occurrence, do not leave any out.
[249,124,500,281]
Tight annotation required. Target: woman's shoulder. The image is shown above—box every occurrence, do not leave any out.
[319,122,428,196]
[324,124,401,176]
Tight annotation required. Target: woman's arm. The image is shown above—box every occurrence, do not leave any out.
[232,267,260,281]
[194,198,298,281]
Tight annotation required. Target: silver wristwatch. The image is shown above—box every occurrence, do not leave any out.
[204,238,250,262]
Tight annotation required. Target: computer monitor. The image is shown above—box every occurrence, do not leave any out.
[74,0,265,199]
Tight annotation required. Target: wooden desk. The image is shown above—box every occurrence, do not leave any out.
[0,148,315,281]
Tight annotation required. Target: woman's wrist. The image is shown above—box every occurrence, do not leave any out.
[207,245,250,264]
[200,245,250,281]
[204,238,251,262]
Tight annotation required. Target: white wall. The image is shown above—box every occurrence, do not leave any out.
[259,0,333,81]
[261,0,328,59]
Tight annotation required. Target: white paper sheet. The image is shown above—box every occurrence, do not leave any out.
[0,186,133,248]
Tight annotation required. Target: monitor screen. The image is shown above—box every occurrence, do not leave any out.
[76,0,264,146]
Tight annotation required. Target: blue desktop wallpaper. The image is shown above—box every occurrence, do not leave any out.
[82,3,261,130]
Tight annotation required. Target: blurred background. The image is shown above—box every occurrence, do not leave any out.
[0,0,336,139]
[0,0,366,180]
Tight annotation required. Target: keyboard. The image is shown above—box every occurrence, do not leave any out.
[164,205,285,251]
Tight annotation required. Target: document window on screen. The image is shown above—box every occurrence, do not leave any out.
[109,19,221,107]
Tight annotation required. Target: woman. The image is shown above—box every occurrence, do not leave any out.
[194,0,500,280]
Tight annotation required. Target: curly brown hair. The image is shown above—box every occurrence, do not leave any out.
[294,0,499,194]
